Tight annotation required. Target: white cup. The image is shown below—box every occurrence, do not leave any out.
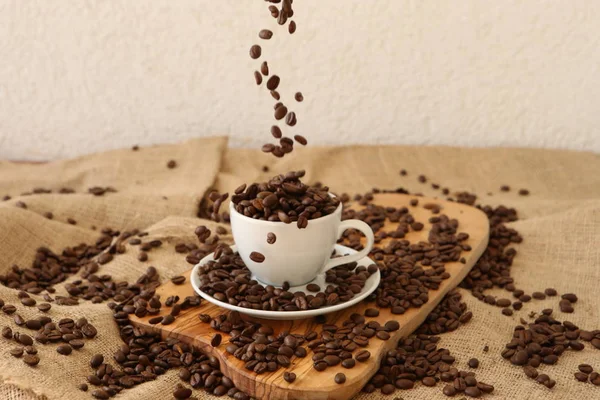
[229,199,375,287]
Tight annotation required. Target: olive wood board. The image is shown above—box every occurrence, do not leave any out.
[130,193,490,400]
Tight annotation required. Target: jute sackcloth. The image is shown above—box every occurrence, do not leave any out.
[0,137,598,400]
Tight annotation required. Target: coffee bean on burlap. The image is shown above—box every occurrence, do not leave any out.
[259,29,273,39]
[23,354,40,366]
[250,252,265,263]
[468,358,479,368]
[579,364,594,374]
[57,344,72,355]
[545,288,558,296]
[249,45,262,59]
[10,347,24,357]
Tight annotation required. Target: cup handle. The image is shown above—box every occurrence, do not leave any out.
[321,219,375,273]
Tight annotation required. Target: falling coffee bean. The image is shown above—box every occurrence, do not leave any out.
[289,20,296,34]
[295,92,303,102]
[285,112,297,126]
[250,252,265,263]
[271,126,282,139]
[274,105,288,120]
[259,29,273,40]
[254,71,263,85]
[266,75,280,91]
[294,135,307,146]
[261,61,269,76]
[249,45,262,59]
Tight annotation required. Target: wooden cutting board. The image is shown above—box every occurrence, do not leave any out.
[130,194,490,399]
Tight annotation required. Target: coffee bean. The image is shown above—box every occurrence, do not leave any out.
[137,251,148,262]
[78,383,88,392]
[171,276,186,285]
[18,334,33,346]
[289,20,296,34]
[575,372,589,382]
[267,76,280,91]
[295,92,303,102]
[284,371,296,383]
[468,358,479,368]
[562,293,578,303]
[376,331,390,341]
[271,90,280,100]
[334,373,346,384]
[266,232,277,244]
[341,358,355,369]
[355,350,370,362]
[161,315,175,325]
[285,112,297,126]
[254,71,263,85]
[211,333,222,347]
[148,316,163,325]
[260,62,269,77]
[532,291,546,300]
[306,283,320,292]
[518,189,530,196]
[274,105,288,120]
[464,386,482,397]
[579,364,594,374]
[270,126,282,139]
[364,308,379,317]
[443,384,456,396]
[395,379,414,389]
[249,252,265,263]
[57,344,72,355]
[259,29,273,39]
[2,326,13,339]
[502,308,513,316]
[10,347,24,357]
[381,384,395,395]
[385,320,400,331]
[293,135,307,146]
[21,297,36,307]
[37,303,51,312]
[544,288,558,296]
[23,354,40,366]
[249,45,262,59]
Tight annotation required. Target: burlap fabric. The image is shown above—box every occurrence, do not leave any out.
[0,137,598,400]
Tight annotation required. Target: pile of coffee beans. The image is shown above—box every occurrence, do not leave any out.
[415,288,473,335]
[501,310,585,388]
[362,333,494,397]
[231,170,340,228]
[196,244,376,311]
[250,0,307,157]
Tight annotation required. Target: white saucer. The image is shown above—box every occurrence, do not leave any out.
[190,244,380,320]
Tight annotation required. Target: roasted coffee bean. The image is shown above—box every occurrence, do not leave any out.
[266,232,277,244]
[148,316,163,325]
[464,386,482,397]
[78,383,88,392]
[468,358,479,368]
[137,251,148,262]
[57,344,72,355]
[575,372,589,382]
[579,364,594,374]
[171,276,186,285]
[18,334,33,346]
[211,333,222,347]
[376,331,390,341]
[306,283,320,292]
[395,379,414,389]
[254,71,263,85]
[274,105,288,120]
[293,135,307,146]
[173,385,192,399]
[21,297,36,307]
[267,76,280,91]
[443,384,456,396]
[249,45,262,59]
[355,350,370,362]
[333,373,346,384]
[10,347,24,357]
[249,252,265,263]
[37,303,51,312]
[2,326,13,339]
[364,308,379,317]
[341,358,356,369]
[23,354,40,366]
[259,29,273,40]
[544,288,558,296]
[270,126,282,139]
[385,321,400,331]
[295,92,303,102]
[289,20,296,34]
[381,384,396,395]
[285,112,297,126]
[284,371,296,383]
[562,293,578,303]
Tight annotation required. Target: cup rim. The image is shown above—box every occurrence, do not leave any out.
[229,193,342,226]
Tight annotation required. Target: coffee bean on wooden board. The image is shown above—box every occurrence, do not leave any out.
[284,372,296,383]
[171,276,186,285]
[334,373,346,384]
[211,333,222,347]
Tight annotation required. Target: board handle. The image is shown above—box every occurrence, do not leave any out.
[322,220,375,272]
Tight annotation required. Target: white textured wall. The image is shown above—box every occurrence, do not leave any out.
[0,1,599,160]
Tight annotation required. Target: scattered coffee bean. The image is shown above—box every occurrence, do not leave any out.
[211,333,222,347]
[468,358,479,368]
[23,354,40,366]
[57,344,73,355]
[334,373,346,384]
[355,350,370,362]
[284,371,296,383]
[171,276,186,285]
[544,288,558,296]
[518,189,530,196]
[364,308,379,317]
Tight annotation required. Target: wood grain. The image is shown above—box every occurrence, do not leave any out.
[130,193,490,399]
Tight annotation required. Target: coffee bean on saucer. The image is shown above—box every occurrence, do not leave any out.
[211,334,222,347]
[249,252,265,263]
[306,284,320,292]
[249,45,261,59]
[284,372,296,383]
[267,232,277,244]
[171,276,186,285]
